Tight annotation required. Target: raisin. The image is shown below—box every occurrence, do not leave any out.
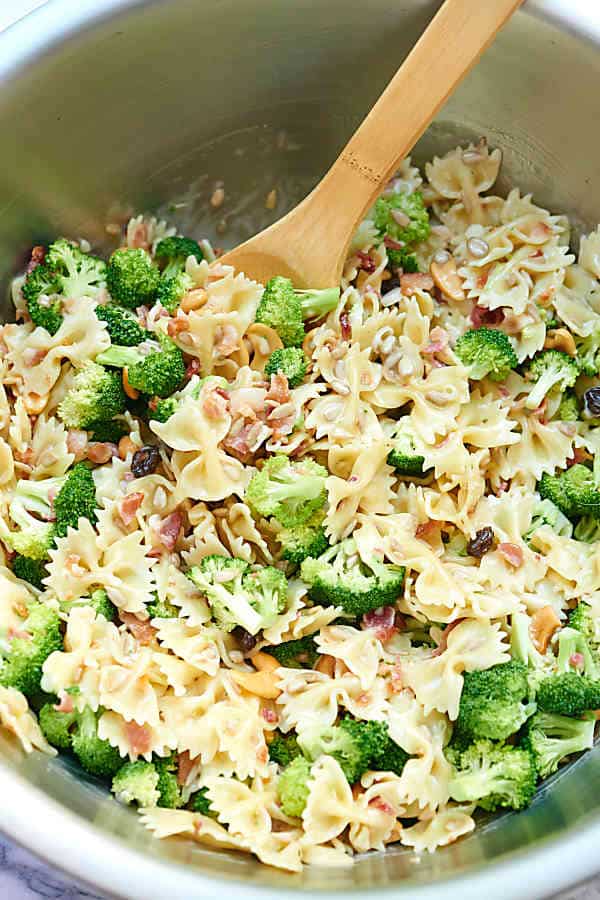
[584,387,600,417]
[131,445,160,478]
[467,526,494,558]
[381,276,400,295]
[233,626,257,654]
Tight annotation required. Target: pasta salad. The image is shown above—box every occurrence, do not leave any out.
[0,140,599,872]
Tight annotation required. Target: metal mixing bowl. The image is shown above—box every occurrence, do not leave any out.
[0,1,599,897]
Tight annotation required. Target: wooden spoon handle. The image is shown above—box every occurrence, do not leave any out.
[295,0,523,281]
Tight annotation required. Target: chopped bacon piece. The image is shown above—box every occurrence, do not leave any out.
[383,235,405,251]
[158,511,183,551]
[129,222,149,250]
[118,491,144,526]
[356,251,376,273]
[368,796,394,816]
[340,311,352,341]
[54,693,74,714]
[362,606,396,642]
[400,273,434,295]
[124,721,152,755]
[432,619,464,657]
[422,326,449,356]
[67,429,88,461]
[415,520,440,541]
[177,750,197,785]
[261,708,278,724]
[202,386,229,419]
[266,372,290,405]
[389,663,404,693]
[498,542,524,568]
[470,305,504,328]
[167,316,189,338]
[184,357,201,381]
[26,245,46,273]
[567,447,592,467]
[119,611,157,645]
[22,348,47,367]
[570,652,585,670]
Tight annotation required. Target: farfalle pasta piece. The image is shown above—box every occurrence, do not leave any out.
[276,669,388,735]
[494,411,575,483]
[316,625,382,690]
[401,804,475,852]
[0,686,55,755]
[154,618,221,677]
[302,756,353,844]
[98,710,177,761]
[579,226,600,278]
[425,143,502,224]
[326,439,394,541]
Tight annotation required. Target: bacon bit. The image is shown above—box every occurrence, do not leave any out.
[266,372,291,405]
[54,693,74,714]
[497,542,524,568]
[124,721,152,755]
[369,796,394,816]
[7,627,31,642]
[119,611,157,645]
[158,511,183,551]
[214,324,239,357]
[422,326,449,356]
[185,357,201,381]
[383,236,405,251]
[529,221,552,242]
[26,245,46,273]
[356,251,376,273]
[432,619,464,657]
[256,745,269,766]
[362,605,396,642]
[567,447,593,467]
[569,652,585,670]
[340,311,352,341]
[222,423,256,462]
[388,663,405,694]
[118,491,144,526]
[202,386,229,420]
[470,305,503,328]
[86,442,118,464]
[129,222,149,250]
[400,272,434,295]
[67,429,88,461]
[14,447,34,465]
[530,605,561,654]
[22,348,47,367]
[167,316,190,338]
[261,708,278,724]
[495,479,509,495]
[415,520,440,541]
[177,751,197,785]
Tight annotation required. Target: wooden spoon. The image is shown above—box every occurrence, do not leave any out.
[220,0,522,288]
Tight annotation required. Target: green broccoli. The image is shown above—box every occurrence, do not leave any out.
[146,595,179,619]
[300,539,405,616]
[387,419,430,477]
[106,248,160,309]
[298,717,407,783]
[12,556,48,590]
[264,347,307,389]
[154,755,184,808]
[54,463,98,537]
[268,636,319,669]
[373,191,430,246]
[538,465,600,520]
[536,673,600,717]
[38,702,78,751]
[71,707,123,778]
[21,265,63,335]
[454,328,518,381]
[556,626,598,678]
[148,375,227,423]
[447,739,536,811]
[96,305,148,346]
[187,556,287,635]
[522,710,595,778]
[342,716,409,777]
[5,497,56,561]
[569,602,600,659]
[555,390,581,422]
[10,475,65,525]
[62,588,116,623]
[154,236,203,277]
[455,661,536,742]
[112,760,161,807]
[573,517,600,542]
[269,731,303,766]
[96,333,185,398]
[57,362,126,430]
[246,455,327,527]
[386,248,419,273]
[277,756,312,817]
[277,511,329,566]
[0,602,62,697]
[45,239,106,300]
[156,271,194,314]
[523,498,573,542]
[87,419,129,444]
[524,350,579,411]
[188,787,216,816]
[255,276,339,347]
[575,326,600,376]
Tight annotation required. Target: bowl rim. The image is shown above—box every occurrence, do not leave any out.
[0,0,599,896]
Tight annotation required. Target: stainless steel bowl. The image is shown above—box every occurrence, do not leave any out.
[0,1,599,897]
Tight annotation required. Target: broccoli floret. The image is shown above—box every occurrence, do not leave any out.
[341,716,409,777]
[300,539,405,616]
[188,787,216,816]
[154,236,203,277]
[156,271,194,314]
[277,756,312,817]
[523,498,573,542]
[557,626,598,678]
[5,498,56,561]
[46,239,106,300]
[277,509,329,566]
[447,739,536,811]
[246,455,327,527]
[455,661,536,742]
[386,248,419,273]
[106,248,160,309]
[387,419,430,477]
[22,265,63,335]
[38,702,78,751]
[575,327,600,376]
[87,419,129,444]
[71,707,123,778]
[454,328,518,381]
[112,760,160,807]
[62,589,116,623]
[12,556,48,590]
[509,611,556,698]
[269,731,303,766]
[146,595,179,619]
[299,723,371,784]
[0,603,62,697]
[255,276,340,347]
[58,362,126,430]
[148,375,226,423]
[555,390,581,422]
[524,350,579,410]
[264,347,307,388]
[96,305,148,346]
[374,191,430,246]
[268,636,319,669]
[54,463,98,537]
[11,475,66,522]
[569,602,600,659]
[187,556,286,635]
[522,710,595,778]
[536,673,600,717]
[538,465,600,520]
[573,517,600,542]
[96,333,185,398]
[155,754,184,808]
